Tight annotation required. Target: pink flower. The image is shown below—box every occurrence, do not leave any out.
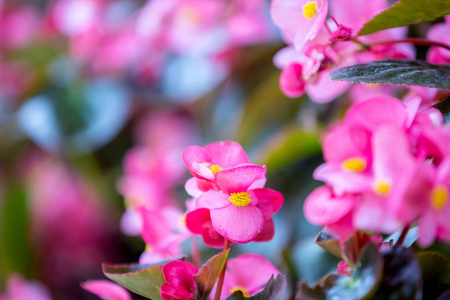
[271,0,328,50]
[195,165,278,243]
[2,274,52,300]
[81,280,132,300]
[426,15,450,65]
[160,261,199,300]
[211,254,280,298]
[279,63,306,98]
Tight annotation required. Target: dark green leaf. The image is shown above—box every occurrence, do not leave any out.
[226,274,286,300]
[372,245,422,300]
[103,263,165,300]
[329,60,450,90]
[358,0,450,36]
[314,228,342,259]
[417,251,450,299]
[297,243,383,300]
[433,96,450,124]
[194,250,229,300]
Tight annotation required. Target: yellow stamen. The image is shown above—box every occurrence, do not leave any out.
[209,164,223,175]
[432,185,448,210]
[145,244,153,252]
[179,214,187,227]
[341,157,367,173]
[230,287,250,297]
[303,1,318,19]
[374,179,391,196]
[229,192,252,207]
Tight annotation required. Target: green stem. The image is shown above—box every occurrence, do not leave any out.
[214,239,231,300]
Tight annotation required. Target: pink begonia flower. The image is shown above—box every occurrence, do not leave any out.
[271,0,328,50]
[138,207,190,264]
[1,274,52,300]
[81,280,132,300]
[426,15,450,65]
[160,261,198,300]
[418,158,450,247]
[211,254,280,299]
[279,63,306,98]
[196,165,274,243]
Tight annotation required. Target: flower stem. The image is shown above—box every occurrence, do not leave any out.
[396,225,411,246]
[214,239,231,300]
[369,38,450,52]
[191,237,201,268]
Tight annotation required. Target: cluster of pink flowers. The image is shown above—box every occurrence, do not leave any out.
[304,95,450,247]
[270,0,449,103]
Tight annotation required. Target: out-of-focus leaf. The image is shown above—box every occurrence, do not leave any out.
[329,60,450,89]
[226,274,286,300]
[433,96,450,124]
[417,251,450,299]
[103,263,165,300]
[194,250,229,300]
[257,124,321,173]
[358,0,450,36]
[234,71,301,146]
[0,184,33,284]
[314,228,342,259]
[372,245,422,300]
[297,243,383,300]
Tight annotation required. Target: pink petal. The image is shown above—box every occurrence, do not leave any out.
[182,146,212,178]
[270,0,307,41]
[418,210,437,248]
[304,186,355,225]
[211,205,265,243]
[279,63,305,98]
[162,261,198,294]
[203,141,250,168]
[293,0,328,51]
[215,165,266,194]
[81,280,132,300]
[185,209,224,248]
[161,283,192,300]
[253,219,275,242]
[344,96,408,131]
[197,190,231,209]
[139,208,171,246]
[305,68,351,103]
[253,188,284,220]
[226,254,280,293]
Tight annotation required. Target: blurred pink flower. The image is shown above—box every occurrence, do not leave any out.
[1,274,52,300]
[81,280,132,300]
[427,15,450,65]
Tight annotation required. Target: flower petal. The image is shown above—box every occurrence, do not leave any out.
[182,146,212,179]
[203,141,250,168]
[216,165,266,194]
[198,190,231,209]
[211,205,265,243]
[81,280,132,300]
[162,261,198,295]
[253,188,284,220]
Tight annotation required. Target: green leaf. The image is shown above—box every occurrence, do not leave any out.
[372,245,422,300]
[226,274,286,300]
[329,60,450,90]
[194,250,230,300]
[358,0,450,36]
[103,263,166,300]
[433,96,450,124]
[314,228,343,259]
[297,243,383,300]
[417,251,450,299]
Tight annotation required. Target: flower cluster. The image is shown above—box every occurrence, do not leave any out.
[304,95,450,247]
[270,0,448,103]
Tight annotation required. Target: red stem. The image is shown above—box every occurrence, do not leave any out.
[369,38,450,52]
[214,239,231,300]
[396,225,411,246]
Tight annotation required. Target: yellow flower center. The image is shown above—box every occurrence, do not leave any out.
[178,214,187,227]
[303,1,318,19]
[229,192,252,207]
[145,244,153,252]
[179,7,201,24]
[341,157,367,173]
[432,185,448,210]
[209,164,223,175]
[373,179,391,196]
[230,287,250,297]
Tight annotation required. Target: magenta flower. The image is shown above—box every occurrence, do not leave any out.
[211,254,280,298]
[270,0,328,50]
[279,62,306,98]
[82,280,132,300]
[160,261,199,300]
[194,164,283,243]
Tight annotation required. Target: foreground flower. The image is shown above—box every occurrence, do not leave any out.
[81,280,132,300]
[160,261,199,300]
[1,274,52,300]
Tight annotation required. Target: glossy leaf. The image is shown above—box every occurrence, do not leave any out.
[103,263,166,300]
[194,250,230,300]
[358,0,450,36]
[417,251,450,299]
[314,228,342,259]
[329,60,450,90]
[297,243,383,300]
[372,246,422,300]
[226,274,286,300]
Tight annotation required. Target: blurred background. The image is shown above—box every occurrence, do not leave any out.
[0,0,445,299]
